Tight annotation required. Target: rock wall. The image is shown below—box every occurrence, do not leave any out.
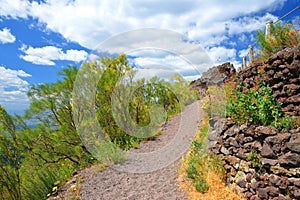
[237,44,300,117]
[207,45,300,200]
[209,118,300,200]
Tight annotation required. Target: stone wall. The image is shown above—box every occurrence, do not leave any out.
[237,44,300,117]
[209,118,300,200]
[207,45,300,199]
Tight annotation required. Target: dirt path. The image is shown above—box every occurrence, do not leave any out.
[72,101,203,200]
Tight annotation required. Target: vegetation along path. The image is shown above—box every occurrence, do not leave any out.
[60,101,203,200]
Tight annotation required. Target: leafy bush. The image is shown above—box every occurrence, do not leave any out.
[0,106,23,200]
[257,22,300,59]
[226,82,296,129]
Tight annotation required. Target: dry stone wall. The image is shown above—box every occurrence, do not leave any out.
[210,118,300,200]
[237,44,300,117]
[208,45,300,199]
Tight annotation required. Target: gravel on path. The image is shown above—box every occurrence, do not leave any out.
[78,101,203,200]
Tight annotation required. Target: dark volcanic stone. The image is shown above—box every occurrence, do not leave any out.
[279,152,300,167]
[266,186,279,197]
[257,188,268,199]
[287,133,300,153]
[255,126,278,136]
[261,142,276,158]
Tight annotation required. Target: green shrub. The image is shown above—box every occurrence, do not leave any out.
[194,178,209,193]
[246,152,262,169]
[226,82,296,129]
[257,22,300,59]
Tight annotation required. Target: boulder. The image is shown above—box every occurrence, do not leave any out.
[190,62,236,95]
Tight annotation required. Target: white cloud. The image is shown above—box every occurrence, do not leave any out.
[0,0,30,19]
[0,0,283,49]
[238,49,249,58]
[0,0,287,80]
[0,28,16,44]
[0,66,31,113]
[207,46,236,65]
[20,45,88,65]
[87,29,213,81]
[226,13,278,35]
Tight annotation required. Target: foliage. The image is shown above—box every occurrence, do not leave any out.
[201,85,227,117]
[226,82,296,129]
[21,167,72,200]
[246,152,262,169]
[89,54,196,149]
[0,106,23,200]
[257,22,300,59]
[0,53,197,199]
[184,116,225,193]
[25,66,93,167]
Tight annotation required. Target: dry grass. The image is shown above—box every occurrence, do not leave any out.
[178,164,245,200]
[177,116,246,200]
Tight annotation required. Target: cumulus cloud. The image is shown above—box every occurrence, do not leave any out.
[226,13,278,35]
[0,66,31,113]
[207,46,236,65]
[19,45,88,65]
[0,0,282,49]
[0,28,16,44]
[0,0,30,19]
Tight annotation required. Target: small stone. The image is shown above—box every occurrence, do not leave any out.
[257,188,268,199]
[287,133,300,153]
[262,158,278,166]
[288,178,300,187]
[278,194,291,200]
[266,186,279,197]
[251,180,265,189]
[239,160,251,173]
[261,142,276,158]
[255,126,278,136]
[220,146,229,155]
[233,184,247,194]
[245,191,253,198]
[235,171,247,188]
[236,148,247,159]
[279,152,300,167]
[246,173,252,182]
[223,125,239,138]
[229,137,239,147]
[209,141,218,150]
[208,130,219,141]
[240,124,248,131]
[269,174,280,185]
[293,189,300,199]
[244,136,254,143]
[244,141,262,151]
[250,195,260,200]
[277,177,289,190]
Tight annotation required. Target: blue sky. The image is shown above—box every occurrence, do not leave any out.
[0,0,299,114]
